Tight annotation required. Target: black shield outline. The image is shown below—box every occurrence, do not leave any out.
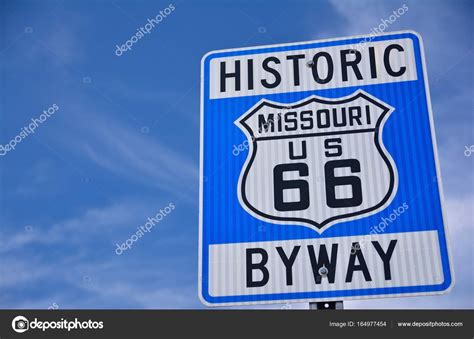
[236,90,397,232]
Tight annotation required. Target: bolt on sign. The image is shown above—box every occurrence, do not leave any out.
[199,31,453,306]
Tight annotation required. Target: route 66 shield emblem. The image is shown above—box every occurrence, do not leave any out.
[235,90,398,233]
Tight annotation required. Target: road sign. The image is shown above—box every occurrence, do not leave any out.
[199,31,454,306]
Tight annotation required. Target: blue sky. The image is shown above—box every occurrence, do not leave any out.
[0,0,472,309]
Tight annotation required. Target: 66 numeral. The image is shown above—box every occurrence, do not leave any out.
[273,159,363,212]
[325,159,362,208]
[274,163,310,211]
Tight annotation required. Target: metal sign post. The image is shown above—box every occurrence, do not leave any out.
[309,301,343,310]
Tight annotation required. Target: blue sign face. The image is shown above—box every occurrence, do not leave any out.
[199,31,453,306]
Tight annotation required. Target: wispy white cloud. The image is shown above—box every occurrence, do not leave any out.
[0,196,195,308]
[55,106,199,202]
[80,282,199,309]
[0,198,163,253]
[0,257,52,289]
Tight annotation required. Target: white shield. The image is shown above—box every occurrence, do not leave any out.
[235,90,398,233]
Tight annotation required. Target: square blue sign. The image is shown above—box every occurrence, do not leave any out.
[199,31,453,306]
